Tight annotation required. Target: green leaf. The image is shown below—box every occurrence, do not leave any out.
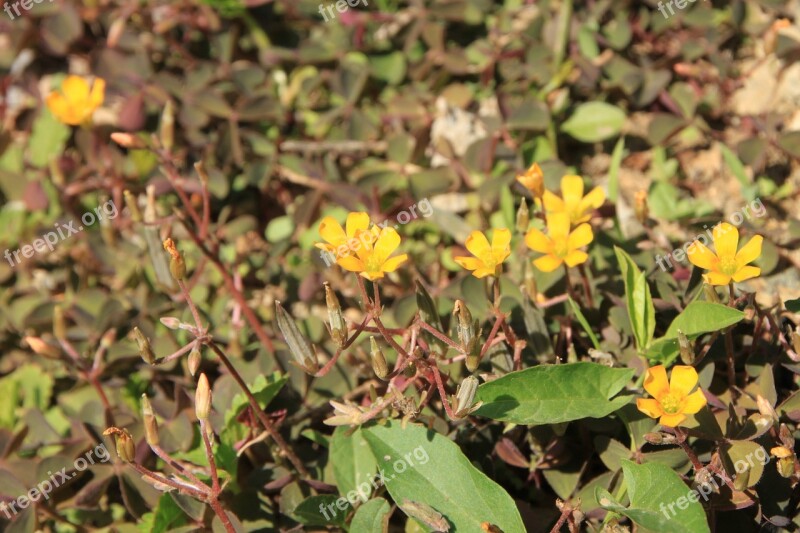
[599,460,710,533]
[786,298,800,314]
[561,102,626,142]
[720,144,752,194]
[361,421,525,532]
[293,495,351,528]
[567,296,599,349]
[475,362,634,425]
[350,497,391,532]
[330,427,378,500]
[27,109,71,168]
[614,247,655,351]
[224,372,287,427]
[137,494,189,533]
[608,137,625,203]
[647,301,745,361]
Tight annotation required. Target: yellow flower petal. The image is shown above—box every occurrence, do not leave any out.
[524,227,551,254]
[345,212,371,237]
[669,365,698,397]
[361,270,385,281]
[373,227,401,264]
[643,365,669,399]
[579,186,606,213]
[533,255,563,272]
[465,231,492,263]
[336,255,365,272]
[62,75,90,105]
[703,271,732,286]
[659,413,686,427]
[542,190,564,213]
[491,228,511,264]
[687,240,717,270]
[563,250,588,267]
[735,235,762,269]
[560,175,585,208]
[89,78,105,107]
[472,266,497,278]
[46,93,70,123]
[712,223,738,260]
[319,216,346,246]
[381,254,408,273]
[636,398,663,419]
[546,212,571,240]
[567,224,593,249]
[731,265,760,283]
[682,389,707,415]
[454,256,484,271]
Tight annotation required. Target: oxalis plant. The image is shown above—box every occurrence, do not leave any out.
[100,123,800,532]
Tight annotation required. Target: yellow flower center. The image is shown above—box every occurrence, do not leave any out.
[660,393,682,415]
[553,241,569,258]
[365,255,382,273]
[719,257,738,276]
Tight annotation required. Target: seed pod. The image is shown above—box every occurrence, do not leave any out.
[400,499,450,532]
[53,305,66,340]
[123,190,143,223]
[195,373,212,421]
[703,284,720,304]
[324,282,347,347]
[453,376,481,418]
[515,197,529,233]
[160,100,174,151]
[644,432,677,445]
[275,301,319,374]
[103,427,136,463]
[141,394,160,447]
[416,281,446,357]
[524,264,537,301]
[188,347,201,376]
[634,190,649,224]
[677,330,694,365]
[453,300,475,348]
[369,337,388,380]
[133,327,156,364]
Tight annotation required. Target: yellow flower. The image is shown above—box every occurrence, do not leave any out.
[524,213,593,272]
[454,229,511,278]
[46,75,105,126]
[516,162,544,199]
[542,175,605,225]
[636,365,707,427]
[687,223,762,286]
[336,227,408,281]
[315,212,374,258]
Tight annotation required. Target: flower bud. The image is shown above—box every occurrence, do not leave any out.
[160,100,174,151]
[677,330,694,365]
[188,347,201,376]
[141,394,160,447]
[524,264,538,302]
[703,284,720,304]
[369,337,388,380]
[515,197,529,233]
[452,376,482,418]
[160,317,182,330]
[275,302,319,374]
[324,282,347,347]
[53,305,66,340]
[193,161,210,184]
[516,162,544,199]
[195,373,212,421]
[454,300,482,371]
[416,281,445,356]
[634,190,648,224]
[103,427,136,463]
[124,190,143,223]
[133,327,156,364]
[24,336,61,359]
[110,132,145,149]
[169,252,186,281]
[644,432,678,445]
[400,499,449,532]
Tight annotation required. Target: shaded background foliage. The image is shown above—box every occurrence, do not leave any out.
[1,0,800,531]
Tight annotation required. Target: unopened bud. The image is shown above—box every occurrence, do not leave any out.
[644,432,678,445]
[195,373,212,421]
[454,300,482,371]
[24,336,60,359]
[162,238,186,281]
[160,317,182,330]
[100,329,117,348]
[188,347,201,376]
[634,190,648,224]
[516,162,544,199]
[400,500,450,532]
[103,427,136,462]
[133,327,156,364]
[703,284,720,304]
[677,330,695,365]
[110,132,145,149]
[324,282,347,347]
[141,394,159,446]
[524,263,538,302]
[275,302,319,374]
[160,100,174,151]
[369,337,388,380]
[515,198,529,233]
[416,281,445,356]
[53,305,66,340]
[453,376,482,418]
[123,190,143,223]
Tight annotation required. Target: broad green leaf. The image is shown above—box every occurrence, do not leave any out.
[567,296,600,349]
[614,247,655,352]
[330,427,378,500]
[599,460,710,533]
[647,302,745,361]
[561,102,625,142]
[293,495,350,528]
[361,421,525,533]
[720,441,766,488]
[350,497,391,532]
[720,144,753,199]
[137,494,188,533]
[27,109,71,168]
[475,362,634,425]
[224,372,287,427]
[786,298,800,314]
[608,137,625,202]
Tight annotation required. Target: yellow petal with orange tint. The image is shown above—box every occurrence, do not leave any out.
[636,398,663,419]
[643,365,669,399]
[682,389,707,414]
[659,413,686,427]
[687,240,717,270]
[669,365,698,397]
[465,231,492,263]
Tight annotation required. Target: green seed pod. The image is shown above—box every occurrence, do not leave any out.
[369,337,388,380]
[169,252,186,281]
[416,281,446,356]
[325,282,347,347]
[677,330,694,365]
[141,394,159,447]
[453,376,481,418]
[133,327,156,365]
[515,197,529,233]
[188,347,201,376]
[400,499,450,532]
[195,373,212,421]
[160,100,174,151]
[275,301,319,374]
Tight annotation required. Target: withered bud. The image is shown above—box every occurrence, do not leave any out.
[103,427,136,463]
[677,330,695,365]
[163,239,186,281]
[188,347,201,376]
[369,337,388,380]
[133,327,156,364]
[756,395,778,426]
[453,376,482,418]
[123,190,143,223]
[195,373,212,421]
[771,445,795,479]
[780,423,795,448]
[634,190,648,224]
[110,132,145,149]
[515,197,529,233]
[703,284,720,304]
[275,302,319,374]
[53,305,66,340]
[324,282,347,347]
[400,499,450,532]
[141,394,160,447]
[644,432,678,445]
[454,300,483,371]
